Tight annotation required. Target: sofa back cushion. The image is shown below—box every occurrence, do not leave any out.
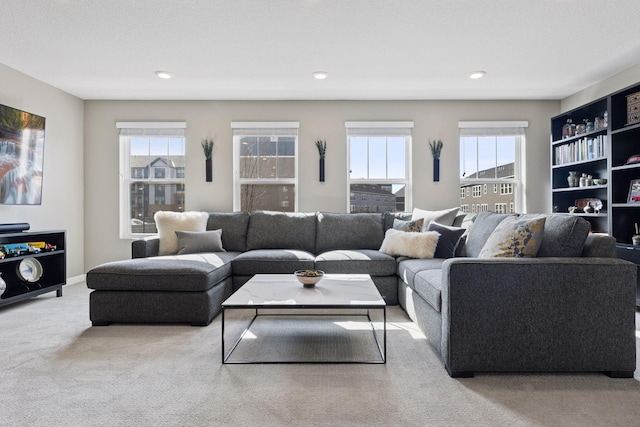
[463,211,511,257]
[383,211,412,231]
[316,212,384,253]
[246,211,317,253]
[206,211,250,252]
[519,214,590,257]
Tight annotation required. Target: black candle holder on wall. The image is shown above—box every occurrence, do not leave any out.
[315,140,327,182]
[319,158,325,182]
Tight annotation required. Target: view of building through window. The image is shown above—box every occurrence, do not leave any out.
[118,123,186,237]
[233,123,298,212]
[347,122,412,213]
[459,122,526,214]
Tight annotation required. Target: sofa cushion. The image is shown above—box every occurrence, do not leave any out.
[519,214,591,257]
[464,211,511,257]
[155,211,209,255]
[411,207,459,230]
[478,215,546,258]
[86,253,237,292]
[397,258,446,287]
[316,212,384,253]
[380,228,440,259]
[206,211,250,252]
[232,249,315,275]
[383,211,412,231]
[315,249,397,276]
[176,229,225,254]
[413,269,443,313]
[428,222,466,259]
[246,211,317,253]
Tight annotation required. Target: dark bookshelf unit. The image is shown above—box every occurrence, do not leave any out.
[0,230,66,307]
[550,96,609,233]
[552,81,640,307]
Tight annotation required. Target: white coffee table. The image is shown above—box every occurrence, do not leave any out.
[221,273,386,364]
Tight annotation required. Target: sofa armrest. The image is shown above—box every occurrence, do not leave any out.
[581,233,617,257]
[131,236,160,258]
[440,257,636,375]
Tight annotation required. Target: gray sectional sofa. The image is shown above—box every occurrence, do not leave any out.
[86,210,637,377]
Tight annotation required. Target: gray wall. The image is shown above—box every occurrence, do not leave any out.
[561,63,640,112]
[0,64,85,279]
[84,99,559,269]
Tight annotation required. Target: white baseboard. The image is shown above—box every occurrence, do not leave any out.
[66,274,86,286]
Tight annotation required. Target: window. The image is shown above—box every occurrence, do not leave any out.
[232,122,298,212]
[346,121,412,213]
[459,121,527,213]
[500,183,513,195]
[495,203,507,213]
[117,122,186,238]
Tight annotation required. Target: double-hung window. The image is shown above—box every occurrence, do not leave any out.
[346,121,412,213]
[117,122,186,238]
[459,121,527,214]
[232,122,298,212]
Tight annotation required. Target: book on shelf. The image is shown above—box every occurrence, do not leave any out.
[553,135,607,165]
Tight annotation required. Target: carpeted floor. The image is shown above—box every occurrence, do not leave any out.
[1,282,639,427]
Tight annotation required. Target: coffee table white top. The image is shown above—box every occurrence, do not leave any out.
[222,274,385,308]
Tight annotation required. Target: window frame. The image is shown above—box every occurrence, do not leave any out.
[458,121,528,213]
[231,122,299,212]
[117,121,186,239]
[345,121,413,213]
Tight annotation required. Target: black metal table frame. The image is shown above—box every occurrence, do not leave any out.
[221,305,386,364]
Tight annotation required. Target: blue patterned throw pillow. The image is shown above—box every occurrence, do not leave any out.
[478,215,546,258]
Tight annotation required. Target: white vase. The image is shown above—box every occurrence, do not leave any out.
[0,272,6,297]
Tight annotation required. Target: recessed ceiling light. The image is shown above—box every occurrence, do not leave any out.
[155,71,172,79]
[469,71,486,80]
[313,71,328,80]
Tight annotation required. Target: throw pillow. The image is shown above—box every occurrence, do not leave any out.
[411,207,460,230]
[393,218,424,233]
[175,229,225,254]
[464,211,511,257]
[379,228,440,259]
[427,222,466,259]
[154,211,209,255]
[478,215,546,258]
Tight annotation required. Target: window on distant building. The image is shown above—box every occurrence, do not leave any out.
[459,121,527,213]
[117,122,186,238]
[495,203,508,213]
[346,121,413,213]
[232,122,298,212]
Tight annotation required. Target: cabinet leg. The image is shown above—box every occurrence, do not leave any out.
[56,287,63,297]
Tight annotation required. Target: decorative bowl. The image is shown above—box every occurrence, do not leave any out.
[593,178,607,185]
[294,270,324,288]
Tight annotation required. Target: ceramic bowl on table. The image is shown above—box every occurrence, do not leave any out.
[294,270,324,288]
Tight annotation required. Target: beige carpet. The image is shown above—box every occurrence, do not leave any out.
[1,282,639,427]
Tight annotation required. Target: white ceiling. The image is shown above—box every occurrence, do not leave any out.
[2,0,639,101]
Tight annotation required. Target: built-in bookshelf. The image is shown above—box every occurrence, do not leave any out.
[551,81,640,306]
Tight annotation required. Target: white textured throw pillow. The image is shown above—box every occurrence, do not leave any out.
[154,211,209,255]
[379,228,441,259]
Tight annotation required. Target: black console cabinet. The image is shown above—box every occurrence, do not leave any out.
[0,230,66,307]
